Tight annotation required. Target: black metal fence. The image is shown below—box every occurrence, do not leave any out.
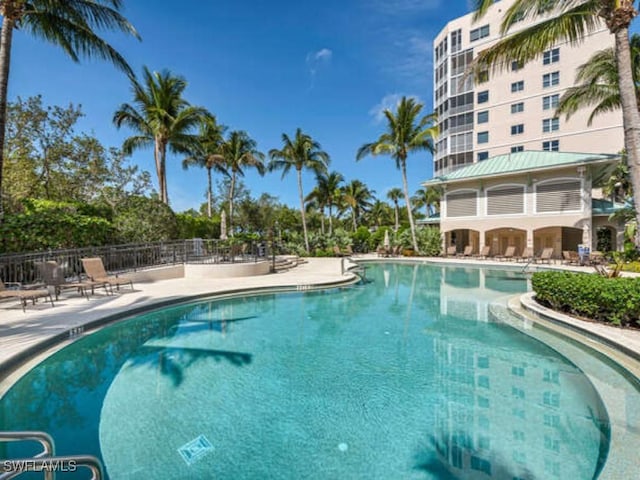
[0,239,268,285]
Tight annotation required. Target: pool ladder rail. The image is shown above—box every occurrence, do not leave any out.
[0,431,104,480]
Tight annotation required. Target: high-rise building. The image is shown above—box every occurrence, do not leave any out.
[433,0,624,176]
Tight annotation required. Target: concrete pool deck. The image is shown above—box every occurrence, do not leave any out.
[2,254,640,379]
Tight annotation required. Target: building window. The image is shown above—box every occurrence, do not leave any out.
[511,102,524,114]
[477,90,489,104]
[511,124,524,135]
[511,81,524,93]
[477,131,489,143]
[542,117,559,132]
[477,111,489,123]
[511,146,524,153]
[542,94,559,110]
[451,29,462,53]
[543,71,560,88]
[543,140,559,151]
[543,48,560,65]
[511,60,524,71]
[470,24,490,42]
[477,70,489,83]
[477,151,489,161]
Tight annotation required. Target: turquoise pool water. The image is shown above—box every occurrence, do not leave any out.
[0,264,614,479]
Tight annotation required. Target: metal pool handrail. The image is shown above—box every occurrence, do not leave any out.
[0,431,104,480]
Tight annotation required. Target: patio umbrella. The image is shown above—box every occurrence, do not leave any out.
[582,223,591,247]
[383,229,390,249]
[220,209,228,240]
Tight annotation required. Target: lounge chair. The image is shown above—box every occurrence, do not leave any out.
[35,260,109,300]
[332,245,344,257]
[473,246,491,259]
[376,245,390,257]
[445,246,457,257]
[457,245,473,258]
[562,250,580,266]
[341,245,354,256]
[515,247,534,263]
[0,279,54,312]
[536,247,555,264]
[81,257,134,292]
[496,246,517,261]
[391,245,402,257]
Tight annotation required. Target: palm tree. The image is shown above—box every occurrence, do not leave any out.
[557,34,640,125]
[473,0,640,245]
[0,0,139,218]
[356,96,437,252]
[386,187,403,231]
[368,199,393,228]
[114,67,206,205]
[268,129,330,253]
[221,130,265,234]
[413,186,442,218]
[181,115,228,218]
[342,179,375,231]
[316,170,344,235]
[305,187,327,234]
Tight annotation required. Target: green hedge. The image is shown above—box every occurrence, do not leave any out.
[532,271,640,327]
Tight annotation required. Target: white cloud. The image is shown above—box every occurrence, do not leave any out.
[306,48,333,89]
[369,93,423,123]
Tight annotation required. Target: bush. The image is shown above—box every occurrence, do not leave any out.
[112,196,178,243]
[0,199,114,252]
[350,226,371,253]
[176,213,219,239]
[532,271,640,327]
[416,227,442,256]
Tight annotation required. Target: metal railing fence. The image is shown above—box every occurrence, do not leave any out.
[0,239,267,285]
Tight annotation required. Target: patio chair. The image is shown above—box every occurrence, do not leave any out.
[341,245,354,256]
[445,246,457,257]
[457,245,473,258]
[0,279,54,312]
[561,250,580,266]
[81,257,134,292]
[35,261,109,300]
[473,245,491,259]
[376,245,390,257]
[536,247,555,264]
[515,247,534,263]
[495,245,517,261]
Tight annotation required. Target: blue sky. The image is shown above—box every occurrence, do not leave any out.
[11,0,472,211]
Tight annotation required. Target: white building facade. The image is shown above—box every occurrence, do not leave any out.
[433,0,624,176]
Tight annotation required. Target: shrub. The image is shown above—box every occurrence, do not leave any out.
[112,196,178,243]
[176,213,219,239]
[532,271,640,327]
[350,226,371,253]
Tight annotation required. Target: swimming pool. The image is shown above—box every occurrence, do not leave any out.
[0,263,637,479]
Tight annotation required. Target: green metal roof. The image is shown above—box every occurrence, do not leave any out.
[424,151,619,185]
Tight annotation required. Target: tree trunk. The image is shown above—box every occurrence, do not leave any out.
[320,210,325,235]
[328,203,333,235]
[298,169,309,253]
[394,202,399,231]
[614,26,640,247]
[154,139,167,204]
[229,172,236,235]
[351,208,357,232]
[0,15,16,220]
[400,159,419,252]
[206,166,212,218]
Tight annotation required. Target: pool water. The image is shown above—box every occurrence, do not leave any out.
[0,264,612,479]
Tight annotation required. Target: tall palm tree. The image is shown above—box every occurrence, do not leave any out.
[387,187,403,231]
[473,0,640,245]
[221,130,265,234]
[557,34,640,125]
[182,115,228,218]
[0,0,139,218]
[356,96,437,252]
[316,170,344,235]
[368,199,393,228]
[268,129,330,253]
[114,67,206,205]
[342,179,375,231]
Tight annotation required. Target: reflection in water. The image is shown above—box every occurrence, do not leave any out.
[0,264,621,479]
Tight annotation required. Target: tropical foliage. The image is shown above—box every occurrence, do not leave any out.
[357,96,437,253]
[114,67,206,205]
[0,0,140,218]
[269,128,330,253]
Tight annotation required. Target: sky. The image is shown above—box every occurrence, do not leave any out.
[10,0,474,212]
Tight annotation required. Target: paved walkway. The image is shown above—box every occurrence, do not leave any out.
[2,254,640,379]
